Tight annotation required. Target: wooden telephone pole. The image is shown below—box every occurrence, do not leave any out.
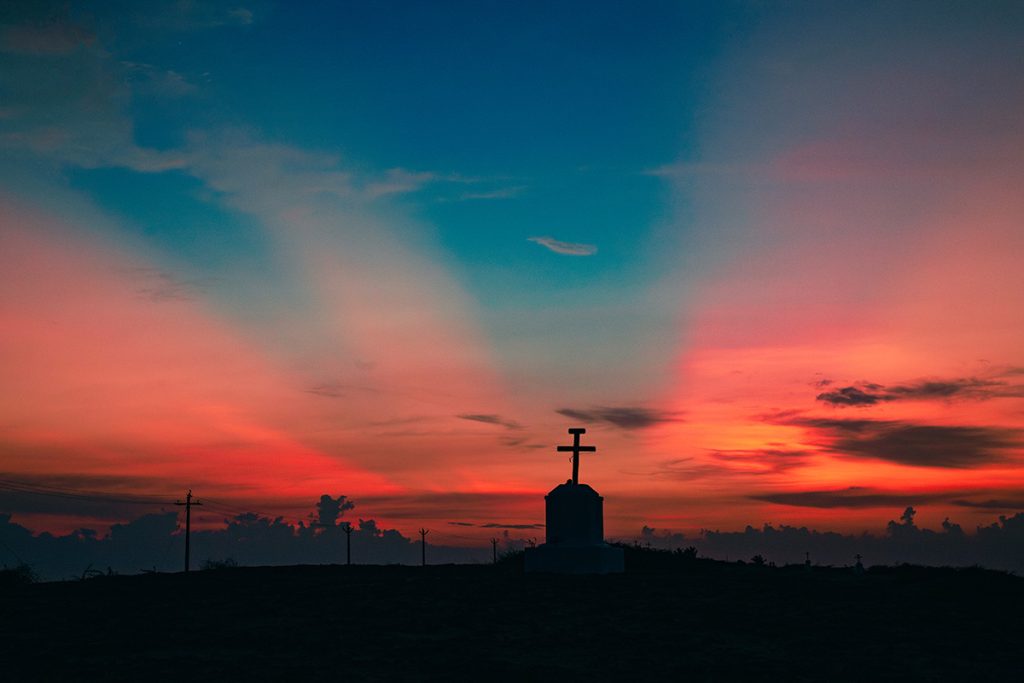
[174,489,202,572]
[344,523,353,566]
[419,528,429,567]
[491,538,499,564]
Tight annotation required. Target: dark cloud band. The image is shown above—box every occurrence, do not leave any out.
[456,413,523,430]
[556,406,681,430]
[751,487,956,509]
[774,416,1020,468]
[816,376,1023,406]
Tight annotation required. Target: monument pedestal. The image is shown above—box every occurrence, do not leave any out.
[524,481,624,574]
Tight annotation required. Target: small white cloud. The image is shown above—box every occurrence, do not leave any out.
[0,21,94,55]
[527,236,597,256]
[228,8,255,25]
[122,62,197,97]
[119,267,218,302]
[458,186,525,201]
[362,168,435,199]
[642,161,756,179]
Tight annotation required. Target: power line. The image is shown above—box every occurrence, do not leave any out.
[0,536,27,565]
[0,476,170,501]
[199,496,254,514]
[0,478,165,502]
[199,502,254,518]
[0,479,347,521]
[0,478,292,520]
[201,496,313,521]
[0,478,171,506]
[1,479,495,555]
[0,475,165,496]
[429,530,486,543]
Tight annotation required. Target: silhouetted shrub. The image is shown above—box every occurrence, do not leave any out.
[202,557,238,570]
[0,563,38,588]
[612,542,718,573]
[677,546,698,560]
[497,548,524,562]
[79,564,112,580]
[487,548,524,575]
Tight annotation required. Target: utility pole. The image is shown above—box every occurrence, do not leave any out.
[491,538,499,564]
[344,523,352,566]
[174,489,202,573]
[419,528,429,567]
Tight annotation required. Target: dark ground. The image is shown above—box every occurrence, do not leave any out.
[2,550,1022,682]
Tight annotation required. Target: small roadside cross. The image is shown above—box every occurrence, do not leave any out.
[557,427,597,485]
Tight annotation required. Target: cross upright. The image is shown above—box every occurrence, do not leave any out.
[557,427,597,485]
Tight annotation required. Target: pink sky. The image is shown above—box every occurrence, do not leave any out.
[2,3,1022,542]
[3,144,1023,539]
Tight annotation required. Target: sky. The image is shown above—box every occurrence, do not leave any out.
[2,1,1024,549]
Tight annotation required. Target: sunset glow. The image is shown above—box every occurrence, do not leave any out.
[2,2,1022,550]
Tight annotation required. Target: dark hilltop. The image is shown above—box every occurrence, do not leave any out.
[3,547,1022,682]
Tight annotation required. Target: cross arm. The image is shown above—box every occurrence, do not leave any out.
[557,445,596,452]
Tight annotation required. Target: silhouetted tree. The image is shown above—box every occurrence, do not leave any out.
[0,563,37,588]
[675,546,698,560]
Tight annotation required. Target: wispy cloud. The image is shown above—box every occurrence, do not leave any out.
[307,383,348,398]
[527,236,597,256]
[750,486,956,509]
[456,186,525,201]
[120,61,197,97]
[361,168,436,199]
[816,375,1023,407]
[132,2,259,31]
[444,520,549,530]
[633,456,734,481]
[642,161,754,179]
[456,413,522,430]
[951,498,1024,510]
[815,385,885,406]
[774,415,1021,468]
[632,448,810,481]
[556,406,681,429]
[0,16,95,55]
[709,448,811,474]
[120,267,218,302]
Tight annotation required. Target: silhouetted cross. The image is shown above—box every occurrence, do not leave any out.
[557,427,596,485]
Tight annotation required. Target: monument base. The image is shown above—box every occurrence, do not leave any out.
[524,543,625,574]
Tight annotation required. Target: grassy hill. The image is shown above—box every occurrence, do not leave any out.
[2,549,1021,681]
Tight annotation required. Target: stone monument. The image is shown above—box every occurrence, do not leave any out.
[524,427,625,574]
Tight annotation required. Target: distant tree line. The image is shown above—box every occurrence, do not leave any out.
[3,502,1023,581]
[635,507,1024,573]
